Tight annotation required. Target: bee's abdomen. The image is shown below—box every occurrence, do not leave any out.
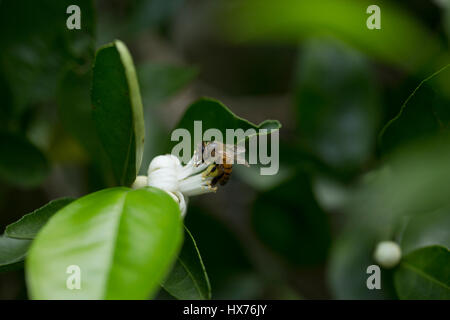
[222,164,232,173]
[219,166,232,185]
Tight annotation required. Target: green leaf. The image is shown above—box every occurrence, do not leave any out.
[91,40,145,186]
[294,39,380,174]
[251,173,331,266]
[170,97,281,157]
[0,236,31,272]
[5,198,75,240]
[26,187,183,299]
[162,227,211,300]
[348,135,450,233]
[0,131,49,188]
[138,63,198,108]
[394,245,450,300]
[379,65,450,153]
[221,0,444,73]
[399,206,450,255]
[184,205,253,299]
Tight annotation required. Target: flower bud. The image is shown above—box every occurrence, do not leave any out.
[147,155,180,193]
[373,241,402,268]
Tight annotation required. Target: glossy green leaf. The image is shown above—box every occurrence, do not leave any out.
[251,173,331,266]
[171,97,281,158]
[379,65,450,153]
[138,63,198,108]
[294,39,380,173]
[394,245,450,300]
[221,0,445,73]
[0,131,49,187]
[26,187,183,299]
[162,227,211,300]
[6,198,75,240]
[91,40,145,186]
[0,236,31,272]
[399,206,450,255]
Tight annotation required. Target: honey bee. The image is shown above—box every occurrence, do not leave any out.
[194,141,248,186]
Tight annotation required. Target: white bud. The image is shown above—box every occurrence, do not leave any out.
[147,155,180,193]
[131,175,148,189]
[373,241,402,268]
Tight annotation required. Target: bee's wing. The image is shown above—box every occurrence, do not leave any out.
[210,142,231,162]
[222,144,249,166]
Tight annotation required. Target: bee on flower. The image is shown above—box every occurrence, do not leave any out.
[132,141,248,217]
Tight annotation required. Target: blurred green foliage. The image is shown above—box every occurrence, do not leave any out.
[252,173,331,266]
[221,0,446,73]
[0,132,49,188]
[0,0,95,124]
[294,39,380,176]
[379,65,450,153]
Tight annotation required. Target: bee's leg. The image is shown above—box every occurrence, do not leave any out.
[219,173,230,186]
[212,172,225,186]
[202,163,219,178]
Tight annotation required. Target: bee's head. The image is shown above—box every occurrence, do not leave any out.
[193,141,219,166]
[206,141,217,158]
[203,141,219,162]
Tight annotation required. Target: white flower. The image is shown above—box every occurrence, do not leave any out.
[132,153,217,217]
[373,241,402,269]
